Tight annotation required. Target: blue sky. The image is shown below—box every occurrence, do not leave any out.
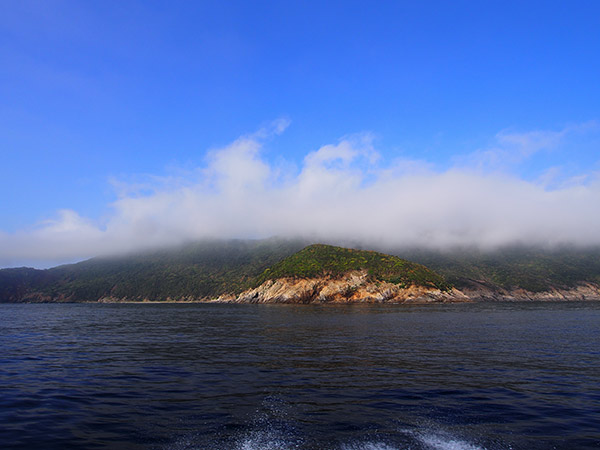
[1,1,600,267]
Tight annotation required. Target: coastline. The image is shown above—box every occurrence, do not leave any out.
[5,277,600,304]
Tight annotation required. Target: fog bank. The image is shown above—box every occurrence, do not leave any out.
[2,122,599,268]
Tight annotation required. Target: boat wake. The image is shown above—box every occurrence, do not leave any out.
[407,430,487,450]
[167,425,493,450]
[165,398,495,450]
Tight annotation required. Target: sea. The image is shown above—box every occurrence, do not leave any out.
[1,302,599,450]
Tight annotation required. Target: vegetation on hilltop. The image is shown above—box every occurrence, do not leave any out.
[0,239,307,302]
[255,244,452,291]
[2,240,600,302]
[396,245,600,292]
[0,267,55,302]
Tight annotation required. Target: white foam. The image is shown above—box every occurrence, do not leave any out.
[341,443,399,450]
[416,432,485,450]
[236,435,295,450]
[234,426,301,450]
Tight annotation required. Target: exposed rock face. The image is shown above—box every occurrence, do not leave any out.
[18,292,72,303]
[231,272,600,304]
[235,270,469,304]
[460,280,600,301]
[11,273,600,304]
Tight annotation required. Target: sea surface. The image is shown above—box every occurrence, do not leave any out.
[1,302,599,450]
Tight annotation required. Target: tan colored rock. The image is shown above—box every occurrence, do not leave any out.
[234,270,469,304]
[460,281,600,301]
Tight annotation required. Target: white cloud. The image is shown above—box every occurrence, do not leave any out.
[1,121,600,267]
[460,121,599,171]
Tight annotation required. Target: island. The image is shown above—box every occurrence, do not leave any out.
[1,239,600,303]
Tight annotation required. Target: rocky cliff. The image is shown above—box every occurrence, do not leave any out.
[3,240,600,303]
[459,280,600,302]
[222,273,600,304]
[230,269,468,304]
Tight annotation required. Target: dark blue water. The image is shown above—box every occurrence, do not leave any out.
[1,302,599,450]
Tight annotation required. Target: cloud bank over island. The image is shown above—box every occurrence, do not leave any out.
[2,120,600,268]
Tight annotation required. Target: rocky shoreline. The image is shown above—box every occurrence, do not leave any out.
[218,275,600,304]
[179,275,600,304]
[458,280,600,302]
[11,272,600,304]
[230,270,468,304]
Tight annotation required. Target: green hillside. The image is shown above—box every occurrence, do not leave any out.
[2,239,600,302]
[255,244,452,291]
[395,245,600,292]
[0,238,306,302]
[0,267,55,302]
